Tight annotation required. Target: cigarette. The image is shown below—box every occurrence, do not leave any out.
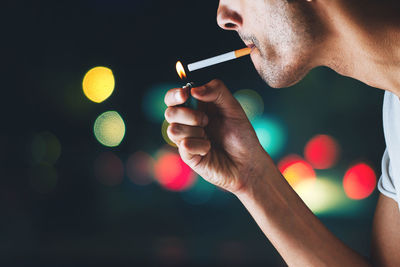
[187,47,251,72]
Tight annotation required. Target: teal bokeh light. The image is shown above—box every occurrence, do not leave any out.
[181,176,216,205]
[143,83,180,123]
[251,116,286,158]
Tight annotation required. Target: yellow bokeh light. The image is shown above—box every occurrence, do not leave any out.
[82,66,115,103]
[161,120,177,147]
[93,111,126,147]
[295,178,344,214]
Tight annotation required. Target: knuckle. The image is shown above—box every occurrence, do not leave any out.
[193,112,204,126]
[164,107,174,121]
[181,139,191,150]
[168,123,180,136]
[166,125,174,139]
[199,128,206,138]
[210,78,224,88]
[164,92,171,106]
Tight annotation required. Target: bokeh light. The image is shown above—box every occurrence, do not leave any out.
[278,154,316,188]
[154,151,196,191]
[295,178,345,215]
[31,131,61,164]
[304,134,340,169]
[181,176,215,205]
[251,116,286,158]
[234,89,264,120]
[343,163,376,200]
[29,163,58,194]
[143,83,180,123]
[155,237,187,265]
[161,120,177,147]
[94,152,124,186]
[126,151,155,186]
[82,66,115,103]
[93,111,126,147]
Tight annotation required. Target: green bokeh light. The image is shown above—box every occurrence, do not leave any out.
[234,89,264,120]
[93,111,126,147]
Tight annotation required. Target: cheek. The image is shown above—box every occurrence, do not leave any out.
[250,48,263,70]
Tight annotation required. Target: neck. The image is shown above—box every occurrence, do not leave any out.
[317,0,400,97]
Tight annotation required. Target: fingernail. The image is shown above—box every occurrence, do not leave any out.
[202,115,209,126]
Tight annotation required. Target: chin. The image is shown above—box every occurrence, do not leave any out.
[253,54,310,89]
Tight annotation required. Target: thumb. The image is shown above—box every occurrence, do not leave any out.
[191,79,241,112]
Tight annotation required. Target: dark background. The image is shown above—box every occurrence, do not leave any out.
[3,0,385,266]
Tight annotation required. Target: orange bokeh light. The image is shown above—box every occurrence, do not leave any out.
[304,134,340,169]
[278,155,316,188]
[154,152,196,191]
[343,163,376,200]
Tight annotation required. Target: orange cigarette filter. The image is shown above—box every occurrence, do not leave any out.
[187,47,252,72]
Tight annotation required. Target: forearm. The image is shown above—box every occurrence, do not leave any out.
[235,156,371,267]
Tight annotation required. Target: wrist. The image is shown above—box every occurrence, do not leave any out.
[234,151,276,200]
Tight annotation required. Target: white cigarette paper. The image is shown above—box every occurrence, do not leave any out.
[187,47,251,72]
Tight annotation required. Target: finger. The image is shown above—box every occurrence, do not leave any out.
[180,138,211,157]
[165,106,209,127]
[164,87,189,106]
[167,124,206,144]
[190,79,238,110]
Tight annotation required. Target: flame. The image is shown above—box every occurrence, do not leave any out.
[176,61,186,80]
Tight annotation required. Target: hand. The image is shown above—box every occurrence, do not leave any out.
[164,79,271,194]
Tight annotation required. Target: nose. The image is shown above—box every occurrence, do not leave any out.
[216,4,243,31]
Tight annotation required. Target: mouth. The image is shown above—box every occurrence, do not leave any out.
[246,43,256,50]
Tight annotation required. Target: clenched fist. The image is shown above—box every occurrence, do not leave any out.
[164,79,272,194]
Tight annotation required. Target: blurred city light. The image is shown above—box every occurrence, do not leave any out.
[82,66,115,103]
[278,154,316,188]
[234,89,264,120]
[154,151,196,191]
[343,163,376,200]
[251,116,286,158]
[143,83,180,123]
[94,152,124,186]
[295,177,346,215]
[304,134,340,169]
[155,237,187,265]
[31,131,61,164]
[93,111,126,147]
[180,176,215,205]
[161,120,177,147]
[126,151,155,186]
[29,163,58,194]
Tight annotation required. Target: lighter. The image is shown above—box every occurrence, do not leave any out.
[176,61,198,110]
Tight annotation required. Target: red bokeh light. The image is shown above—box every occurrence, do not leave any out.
[278,155,316,188]
[343,163,376,200]
[304,134,340,169]
[126,151,154,186]
[154,152,196,191]
[94,152,124,186]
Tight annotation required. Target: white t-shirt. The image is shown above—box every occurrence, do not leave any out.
[378,91,400,209]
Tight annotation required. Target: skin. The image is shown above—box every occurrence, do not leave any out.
[164,0,400,266]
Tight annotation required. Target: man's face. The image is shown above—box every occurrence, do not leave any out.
[217,0,323,88]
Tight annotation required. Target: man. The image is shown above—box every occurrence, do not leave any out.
[164,0,400,266]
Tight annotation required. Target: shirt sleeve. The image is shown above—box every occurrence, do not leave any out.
[377,148,397,201]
